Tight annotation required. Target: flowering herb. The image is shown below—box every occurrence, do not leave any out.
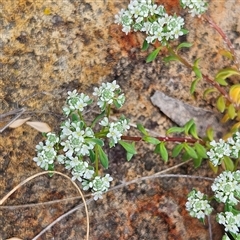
[115,0,240,239]
[32,0,240,238]
[34,81,133,200]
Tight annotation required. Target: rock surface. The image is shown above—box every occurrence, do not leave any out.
[1,0,240,239]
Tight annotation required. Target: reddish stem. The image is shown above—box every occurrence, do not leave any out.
[201,14,240,70]
[121,135,205,145]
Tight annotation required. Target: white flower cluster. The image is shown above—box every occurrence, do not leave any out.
[211,170,240,206]
[60,120,96,157]
[115,0,186,44]
[33,81,129,200]
[93,80,125,110]
[63,90,92,116]
[180,0,208,17]
[33,133,59,170]
[207,132,240,166]
[82,174,113,200]
[185,189,213,220]
[100,117,130,147]
[217,212,240,235]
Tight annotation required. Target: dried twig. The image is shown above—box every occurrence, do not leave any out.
[0,108,26,133]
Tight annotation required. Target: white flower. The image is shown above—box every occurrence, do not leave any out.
[57,155,66,164]
[99,117,109,127]
[83,168,95,179]
[207,139,231,166]
[186,189,213,220]
[92,191,104,200]
[217,212,240,234]
[46,133,59,146]
[36,142,44,151]
[84,127,94,138]
[67,89,78,99]
[211,170,240,205]
[107,124,122,145]
[180,0,208,17]
[82,180,93,191]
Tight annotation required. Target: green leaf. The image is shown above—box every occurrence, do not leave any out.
[71,113,79,122]
[228,103,237,119]
[215,77,228,86]
[143,136,160,145]
[190,77,200,94]
[181,29,189,35]
[223,156,234,171]
[182,151,191,161]
[172,143,184,157]
[113,99,122,109]
[193,157,203,168]
[166,126,185,135]
[142,40,149,51]
[48,164,54,177]
[176,42,192,52]
[203,88,218,99]
[137,123,149,136]
[146,47,161,63]
[215,67,240,80]
[216,95,226,113]
[119,140,136,154]
[219,49,234,60]
[88,138,104,147]
[184,119,195,135]
[126,151,134,161]
[159,142,168,162]
[97,145,109,169]
[194,142,207,158]
[192,66,202,79]
[89,149,95,163]
[193,58,201,68]
[189,124,199,139]
[163,55,179,63]
[154,143,161,154]
[206,127,214,141]
[90,110,105,128]
[183,143,198,159]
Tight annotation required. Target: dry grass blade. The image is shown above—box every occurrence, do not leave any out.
[26,121,51,132]
[9,117,31,128]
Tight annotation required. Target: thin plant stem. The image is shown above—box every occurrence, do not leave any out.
[208,215,213,240]
[121,135,205,144]
[166,46,239,110]
[201,14,240,70]
[95,146,99,176]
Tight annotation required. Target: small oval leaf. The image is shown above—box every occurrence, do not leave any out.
[166,126,184,135]
[159,142,168,162]
[223,156,234,171]
[216,95,226,113]
[137,123,149,136]
[143,136,160,145]
[172,143,184,157]
[176,42,192,51]
[119,140,136,154]
[184,143,198,159]
[146,47,161,63]
[194,142,207,158]
[97,145,109,169]
[227,103,237,119]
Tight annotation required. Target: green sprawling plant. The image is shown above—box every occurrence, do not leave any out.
[33,0,240,239]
